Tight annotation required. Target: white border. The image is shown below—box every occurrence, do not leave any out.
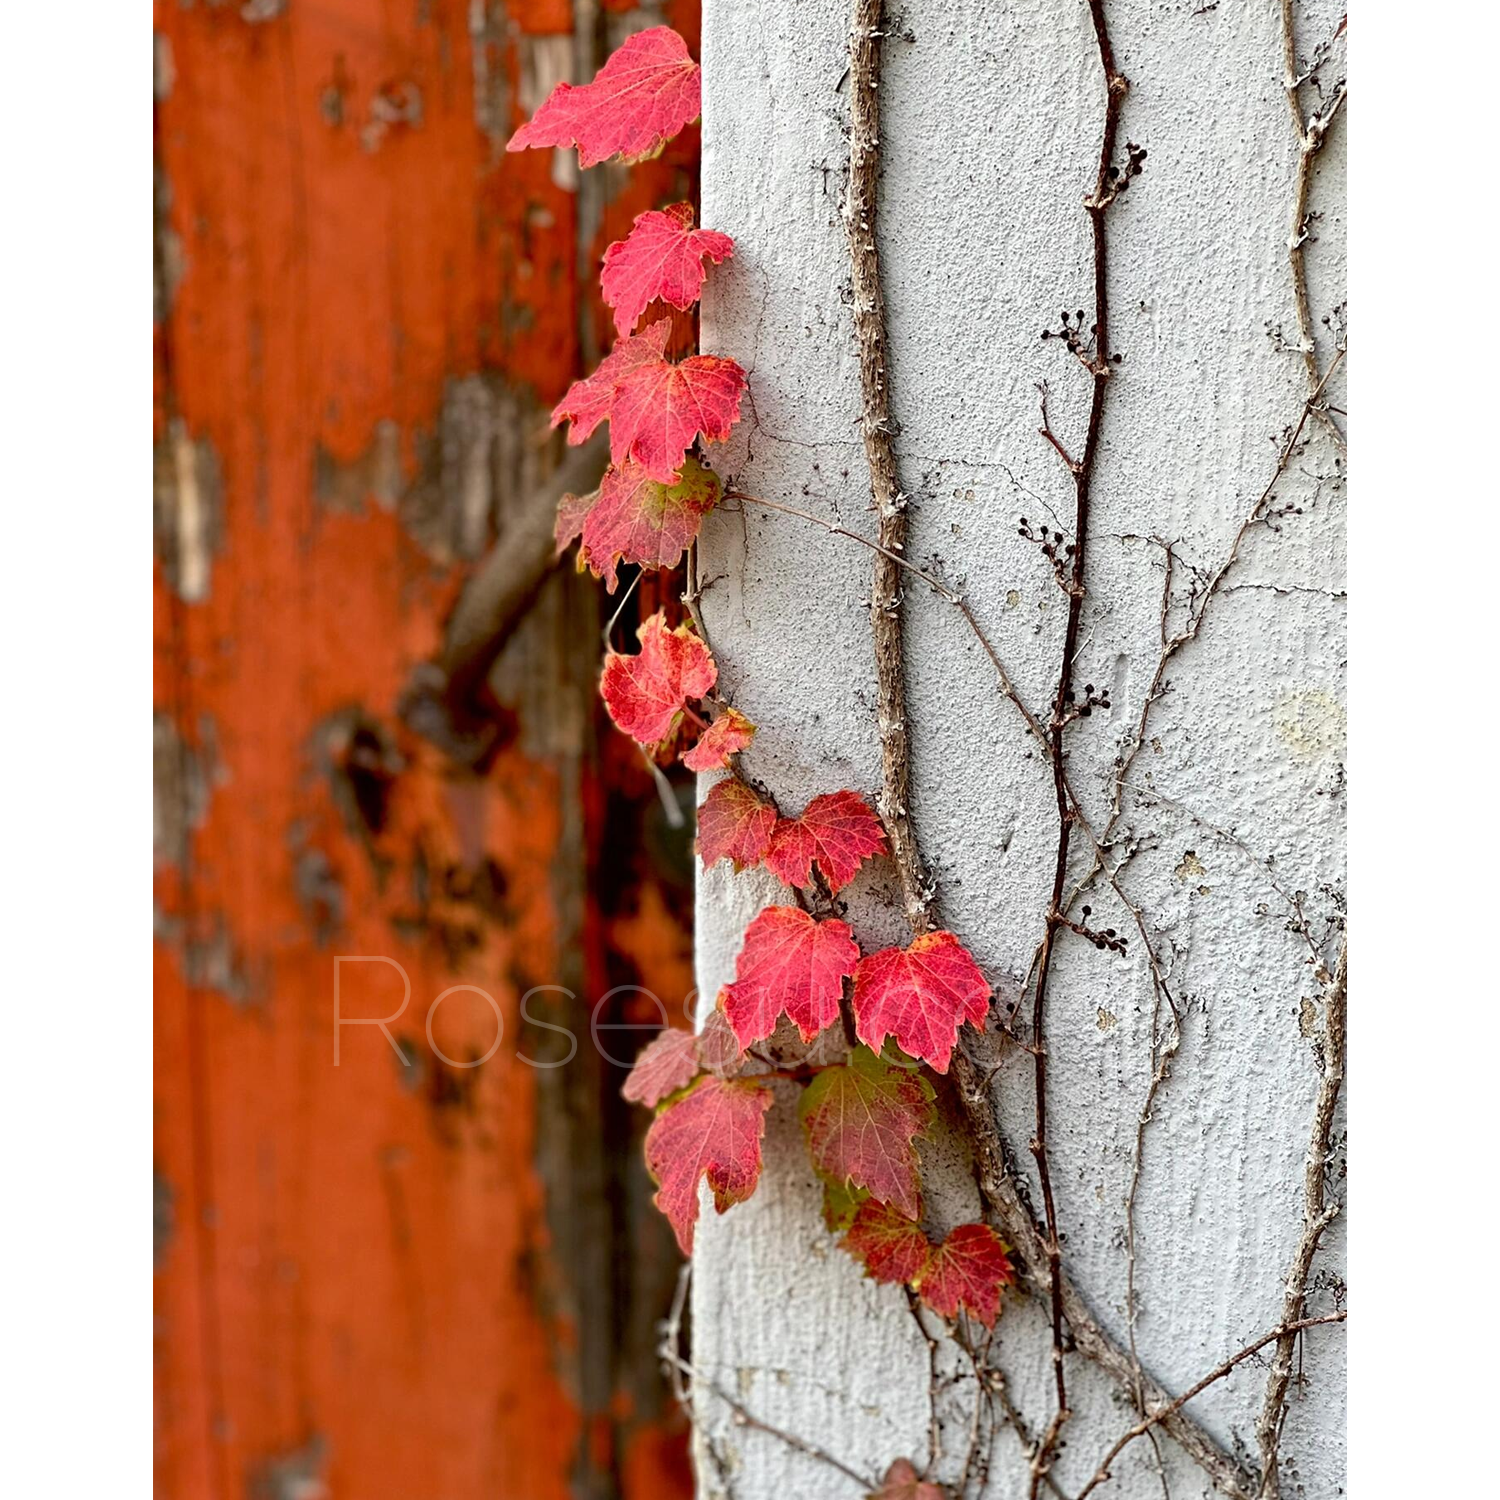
[2,4,1495,1494]
[5,5,144,1493]
[1354,3,1499,1490]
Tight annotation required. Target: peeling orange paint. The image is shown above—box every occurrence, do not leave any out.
[154,2,697,1497]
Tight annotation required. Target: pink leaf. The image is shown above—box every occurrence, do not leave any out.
[820,1175,868,1234]
[721,905,860,1047]
[609,352,747,482]
[644,1075,774,1254]
[868,1459,947,1500]
[851,932,991,1074]
[765,790,889,893]
[621,1027,701,1108]
[681,706,756,772]
[506,26,701,169]
[554,487,596,556]
[697,1002,745,1076]
[551,318,672,446]
[601,202,735,337]
[580,457,722,591]
[600,610,716,747]
[697,777,776,872]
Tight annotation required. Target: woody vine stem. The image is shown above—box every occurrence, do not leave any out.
[847,2,1167,1494]
[839,1,1340,1497]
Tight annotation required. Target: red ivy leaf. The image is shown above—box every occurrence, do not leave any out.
[765,790,889,893]
[581,457,722,591]
[506,26,701,169]
[698,1001,745,1076]
[554,487,595,556]
[644,1074,774,1254]
[621,1027,701,1108]
[851,931,991,1074]
[842,1198,932,1286]
[601,202,735,337]
[622,1013,744,1108]
[722,905,860,1047]
[681,706,756,772]
[799,1047,935,1221]
[551,318,672,446]
[600,610,716,746]
[868,1459,947,1500]
[697,777,776,871]
[609,352,747,482]
[914,1223,1016,1328]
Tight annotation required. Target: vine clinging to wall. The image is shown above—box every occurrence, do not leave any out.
[507,2,1346,1494]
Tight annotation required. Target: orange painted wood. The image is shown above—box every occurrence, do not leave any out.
[154,4,698,1497]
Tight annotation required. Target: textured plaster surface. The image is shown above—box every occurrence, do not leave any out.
[692,1,1346,1496]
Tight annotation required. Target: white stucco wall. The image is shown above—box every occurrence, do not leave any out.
[691,2,1346,1496]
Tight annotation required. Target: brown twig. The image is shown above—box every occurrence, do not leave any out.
[727,489,1047,740]
[664,1348,879,1494]
[950,1064,1260,1498]
[1075,345,1342,1466]
[1059,538,1186,1484]
[991,1365,1075,1500]
[727,478,1261,1495]
[835,7,1256,1493]
[1023,7,1130,1485]
[1123,1005,1181,1500]
[1277,0,1347,446]
[844,0,934,940]
[955,1316,989,1498]
[1122,779,1338,975]
[1107,350,1344,826]
[726,491,961,604]
[1254,943,1346,1497]
[904,1289,945,1479]
[1074,1313,1346,1500]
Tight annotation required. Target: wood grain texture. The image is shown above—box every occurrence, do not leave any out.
[153,4,699,1498]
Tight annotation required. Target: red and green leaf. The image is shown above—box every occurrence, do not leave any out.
[842,1197,933,1286]
[681,706,756,772]
[644,1074,774,1254]
[697,777,777,871]
[820,1174,869,1234]
[765,789,889,893]
[799,1047,935,1221]
[721,905,860,1047]
[913,1223,1015,1328]
[621,1027,701,1108]
[851,931,991,1074]
[602,201,735,337]
[868,1459,947,1500]
[600,610,716,747]
[580,457,722,591]
[551,317,672,446]
[506,26,701,169]
[609,351,747,482]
